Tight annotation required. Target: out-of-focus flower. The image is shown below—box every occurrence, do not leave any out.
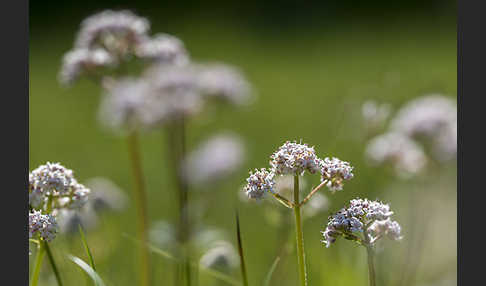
[98,77,152,132]
[74,10,150,56]
[56,207,98,235]
[270,141,320,176]
[29,211,59,242]
[84,177,128,213]
[59,48,117,85]
[365,132,427,178]
[135,33,189,66]
[390,94,456,161]
[182,133,245,186]
[29,162,90,211]
[243,168,275,200]
[199,240,239,272]
[362,100,392,131]
[196,63,253,105]
[318,157,354,192]
[322,198,401,248]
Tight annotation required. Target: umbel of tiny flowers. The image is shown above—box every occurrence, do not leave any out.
[322,198,402,286]
[242,140,354,286]
[29,162,90,286]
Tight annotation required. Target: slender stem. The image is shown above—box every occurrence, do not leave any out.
[366,245,376,286]
[167,119,191,286]
[127,131,151,286]
[300,179,328,206]
[44,242,63,286]
[235,211,249,286]
[30,241,46,286]
[293,175,307,286]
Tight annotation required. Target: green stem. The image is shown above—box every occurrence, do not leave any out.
[44,242,63,286]
[167,119,191,286]
[366,245,376,286]
[127,131,151,286]
[293,175,307,286]
[30,241,46,286]
[235,211,249,286]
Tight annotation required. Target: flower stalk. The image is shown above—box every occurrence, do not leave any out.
[293,175,307,286]
[30,242,46,286]
[127,131,151,286]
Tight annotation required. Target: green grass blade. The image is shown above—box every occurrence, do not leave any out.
[78,225,96,271]
[263,257,281,286]
[235,210,249,286]
[68,255,106,286]
[44,242,64,286]
[123,233,241,286]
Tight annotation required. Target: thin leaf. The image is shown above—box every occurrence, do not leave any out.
[45,242,63,286]
[123,233,241,286]
[69,255,106,286]
[235,210,249,286]
[78,225,96,271]
[263,256,280,286]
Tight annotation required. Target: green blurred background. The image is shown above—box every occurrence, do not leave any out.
[30,1,456,285]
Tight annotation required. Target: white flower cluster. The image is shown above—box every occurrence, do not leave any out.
[29,210,59,242]
[319,157,354,192]
[364,95,456,177]
[322,198,401,248]
[99,63,252,131]
[135,33,189,66]
[243,141,354,200]
[74,9,150,52]
[243,168,275,200]
[390,95,457,161]
[182,133,245,186]
[365,132,427,178]
[270,141,320,176]
[60,10,188,85]
[29,162,90,211]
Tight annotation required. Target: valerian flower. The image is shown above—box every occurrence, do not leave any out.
[29,210,59,242]
[243,168,276,200]
[59,48,116,85]
[199,240,239,273]
[29,162,90,212]
[318,157,354,192]
[269,141,320,176]
[135,33,189,65]
[322,198,402,248]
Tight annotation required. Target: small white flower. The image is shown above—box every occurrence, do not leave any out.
[365,132,427,178]
[270,141,320,176]
[29,211,59,242]
[74,10,150,55]
[390,94,456,161]
[322,198,400,248]
[135,33,189,66]
[59,48,116,85]
[243,168,275,200]
[319,157,354,192]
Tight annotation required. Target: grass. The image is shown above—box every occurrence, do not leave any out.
[29,16,456,286]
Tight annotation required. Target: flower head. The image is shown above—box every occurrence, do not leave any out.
[319,157,354,192]
[365,132,427,178]
[29,210,59,242]
[29,162,90,211]
[59,48,116,85]
[390,94,456,161]
[74,10,150,56]
[322,198,401,248]
[243,168,275,200]
[270,141,320,176]
[135,33,189,66]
